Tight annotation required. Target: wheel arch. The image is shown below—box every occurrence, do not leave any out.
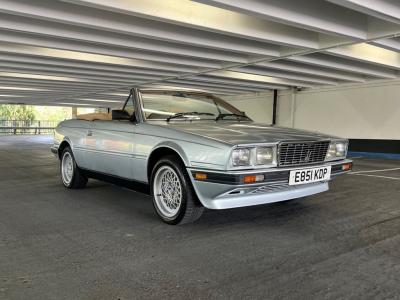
[57,138,73,159]
[147,143,189,182]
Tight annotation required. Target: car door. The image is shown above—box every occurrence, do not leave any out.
[63,120,92,170]
[88,119,136,179]
[85,92,138,179]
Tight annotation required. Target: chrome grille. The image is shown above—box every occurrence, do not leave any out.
[278,141,330,167]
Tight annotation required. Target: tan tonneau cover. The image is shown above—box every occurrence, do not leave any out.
[77,113,112,121]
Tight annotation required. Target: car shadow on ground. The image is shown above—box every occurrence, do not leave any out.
[78,177,323,230]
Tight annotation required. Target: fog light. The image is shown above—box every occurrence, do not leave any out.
[244,174,264,183]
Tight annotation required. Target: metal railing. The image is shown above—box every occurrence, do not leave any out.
[0,120,59,135]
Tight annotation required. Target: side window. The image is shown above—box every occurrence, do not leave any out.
[122,92,137,122]
[123,95,135,116]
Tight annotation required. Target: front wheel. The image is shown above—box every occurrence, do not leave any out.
[60,147,88,189]
[151,156,204,225]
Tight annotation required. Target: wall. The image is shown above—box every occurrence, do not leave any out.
[222,79,400,153]
[223,78,400,141]
[223,91,274,124]
[277,79,400,140]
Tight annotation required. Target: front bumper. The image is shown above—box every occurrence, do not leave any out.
[188,159,352,209]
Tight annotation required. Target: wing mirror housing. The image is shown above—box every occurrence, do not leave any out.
[112,110,130,120]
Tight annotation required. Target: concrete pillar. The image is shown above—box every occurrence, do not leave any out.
[71,107,78,119]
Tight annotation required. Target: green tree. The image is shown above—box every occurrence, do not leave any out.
[0,105,35,121]
[33,106,71,121]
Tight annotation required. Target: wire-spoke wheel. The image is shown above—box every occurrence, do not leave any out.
[60,146,88,189]
[153,166,183,218]
[151,156,204,225]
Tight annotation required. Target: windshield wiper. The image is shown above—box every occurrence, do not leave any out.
[166,112,214,122]
[215,113,251,121]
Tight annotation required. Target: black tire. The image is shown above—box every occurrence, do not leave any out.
[150,155,204,225]
[60,146,88,189]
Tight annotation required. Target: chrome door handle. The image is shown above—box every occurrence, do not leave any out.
[87,130,93,136]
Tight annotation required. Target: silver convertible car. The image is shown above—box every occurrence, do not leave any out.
[52,87,352,225]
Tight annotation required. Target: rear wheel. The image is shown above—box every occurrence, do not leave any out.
[151,156,204,225]
[60,147,88,189]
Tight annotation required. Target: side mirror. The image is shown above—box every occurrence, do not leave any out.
[112,110,130,120]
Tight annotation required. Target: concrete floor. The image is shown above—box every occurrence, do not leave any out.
[1,135,400,300]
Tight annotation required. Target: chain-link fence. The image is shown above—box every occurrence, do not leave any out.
[0,120,59,135]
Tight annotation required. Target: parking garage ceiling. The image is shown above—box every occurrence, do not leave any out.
[0,0,399,108]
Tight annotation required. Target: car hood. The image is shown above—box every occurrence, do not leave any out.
[164,121,334,145]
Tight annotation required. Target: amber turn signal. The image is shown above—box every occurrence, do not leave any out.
[342,163,352,171]
[195,173,207,180]
[244,174,265,183]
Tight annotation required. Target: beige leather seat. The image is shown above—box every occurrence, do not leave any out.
[77,113,112,121]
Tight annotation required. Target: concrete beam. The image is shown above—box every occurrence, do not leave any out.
[0,14,278,60]
[370,37,400,52]
[327,0,400,24]
[326,43,400,70]
[256,60,366,82]
[289,53,397,78]
[59,0,318,48]
[207,70,319,88]
[194,0,367,39]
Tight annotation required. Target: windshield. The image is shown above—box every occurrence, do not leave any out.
[140,92,249,121]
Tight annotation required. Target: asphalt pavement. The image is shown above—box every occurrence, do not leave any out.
[1,135,400,299]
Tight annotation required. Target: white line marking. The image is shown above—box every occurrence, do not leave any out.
[350,167,400,174]
[349,173,400,180]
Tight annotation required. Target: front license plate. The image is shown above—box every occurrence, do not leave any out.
[289,166,331,186]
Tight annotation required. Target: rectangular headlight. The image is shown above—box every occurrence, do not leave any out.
[256,146,275,165]
[326,141,348,161]
[335,142,347,157]
[232,148,251,166]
